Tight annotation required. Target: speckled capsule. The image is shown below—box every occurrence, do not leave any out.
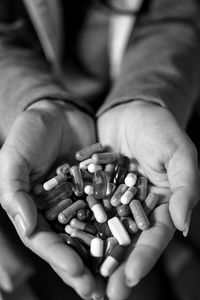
[70,218,97,235]
[136,176,148,201]
[111,184,128,207]
[59,233,89,263]
[117,204,131,217]
[58,200,86,224]
[93,170,107,199]
[143,192,159,216]
[45,198,73,220]
[86,195,107,223]
[77,208,92,222]
[34,181,73,210]
[92,152,120,164]
[70,166,84,197]
[56,163,70,175]
[129,200,150,230]
[75,143,103,161]
[100,245,125,277]
[65,225,95,246]
[121,217,139,234]
[121,186,137,205]
[113,156,130,185]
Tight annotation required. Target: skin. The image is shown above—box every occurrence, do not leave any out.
[0,99,198,299]
[97,100,199,299]
[0,100,103,299]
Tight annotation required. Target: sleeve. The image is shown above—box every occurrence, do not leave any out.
[97,0,200,127]
[0,0,92,136]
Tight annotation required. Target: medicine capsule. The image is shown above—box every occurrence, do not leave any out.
[58,200,86,224]
[79,158,93,169]
[70,166,84,197]
[86,195,107,223]
[113,156,130,185]
[136,176,148,201]
[70,218,97,235]
[117,204,131,217]
[87,163,102,173]
[65,225,95,246]
[34,181,73,210]
[128,158,139,173]
[75,143,103,161]
[121,186,137,205]
[108,217,131,246]
[90,237,104,272]
[105,237,118,256]
[121,217,139,234]
[43,174,68,191]
[93,170,107,199]
[129,200,150,230]
[111,184,128,207]
[100,245,125,277]
[45,198,73,221]
[124,173,137,187]
[143,192,159,216]
[104,163,115,182]
[91,152,120,164]
[56,163,70,175]
[60,233,89,263]
[84,184,94,195]
[77,208,92,222]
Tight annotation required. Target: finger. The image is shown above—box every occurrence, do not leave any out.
[18,214,84,277]
[124,204,175,287]
[167,143,199,235]
[53,264,96,300]
[107,264,131,300]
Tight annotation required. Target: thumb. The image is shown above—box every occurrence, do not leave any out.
[167,143,199,236]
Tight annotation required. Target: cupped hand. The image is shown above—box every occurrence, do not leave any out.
[0,100,103,299]
[97,100,199,299]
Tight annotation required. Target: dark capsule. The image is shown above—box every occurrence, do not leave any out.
[113,156,130,185]
[117,204,131,217]
[93,170,108,199]
[60,233,89,263]
[77,208,93,222]
[75,143,103,161]
[93,221,112,240]
[121,217,139,234]
[70,166,84,197]
[34,181,73,210]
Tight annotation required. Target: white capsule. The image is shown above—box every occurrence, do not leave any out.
[43,174,66,191]
[121,186,137,205]
[88,163,102,173]
[92,204,107,223]
[79,158,93,169]
[124,173,137,187]
[108,217,131,246]
[84,184,94,195]
[90,237,104,257]
[100,256,118,277]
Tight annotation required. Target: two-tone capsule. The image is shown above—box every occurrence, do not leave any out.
[86,194,107,223]
[70,218,96,235]
[121,186,137,205]
[111,184,127,207]
[90,237,104,272]
[100,245,125,277]
[65,225,95,246]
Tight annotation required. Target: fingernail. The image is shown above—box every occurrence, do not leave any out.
[125,278,139,287]
[14,214,27,236]
[183,210,192,237]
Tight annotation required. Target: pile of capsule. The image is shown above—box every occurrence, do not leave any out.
[32,143,159,277]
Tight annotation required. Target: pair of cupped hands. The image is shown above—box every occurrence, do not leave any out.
[0,99,198,300]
